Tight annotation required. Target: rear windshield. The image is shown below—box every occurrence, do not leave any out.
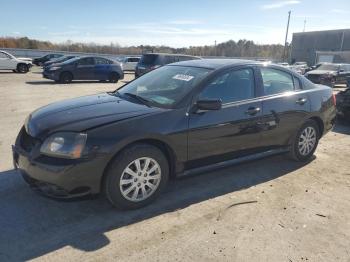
[140,54,159,65]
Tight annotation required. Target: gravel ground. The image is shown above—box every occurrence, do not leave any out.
[0,67,349,262]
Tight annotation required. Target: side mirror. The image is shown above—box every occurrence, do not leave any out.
[196,99,222,111]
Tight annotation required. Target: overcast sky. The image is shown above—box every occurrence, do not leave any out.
[1,0,349,47]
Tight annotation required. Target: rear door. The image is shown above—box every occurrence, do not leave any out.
[257,66,310,147]
[75,57,95,80]
[94,57,111,80]
[187,66,263,167]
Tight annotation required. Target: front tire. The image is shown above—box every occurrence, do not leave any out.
[104,144,169,210]
[17,64,29,73]
[289,119,319,162]
[59,72,73,84]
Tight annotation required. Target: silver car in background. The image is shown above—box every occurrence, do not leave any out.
[120,56,140,71]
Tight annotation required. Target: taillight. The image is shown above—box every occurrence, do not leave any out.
[332,93,336,106]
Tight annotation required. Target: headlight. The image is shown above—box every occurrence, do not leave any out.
[49,66,61,71]
[40,132,87,159]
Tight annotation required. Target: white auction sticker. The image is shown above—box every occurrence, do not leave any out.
[172,74,194,81]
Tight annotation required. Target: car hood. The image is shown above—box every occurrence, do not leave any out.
[25,93,159,138]
[17,57,32,62]
[307,70,336,75]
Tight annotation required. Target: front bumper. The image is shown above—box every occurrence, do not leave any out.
[43,70,60,81]
[12,131,106,198]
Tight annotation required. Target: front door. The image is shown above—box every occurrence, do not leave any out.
[187,67,263,168]
[75,57,95,80]
[0,52,16,70]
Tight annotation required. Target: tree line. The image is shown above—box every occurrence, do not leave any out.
[0,36,289,60]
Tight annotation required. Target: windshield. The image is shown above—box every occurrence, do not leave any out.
[317,64,339,71]
[118,65,211,108]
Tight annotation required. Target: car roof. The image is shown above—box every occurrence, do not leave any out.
[168,59,261,70]
[143,53,199,58]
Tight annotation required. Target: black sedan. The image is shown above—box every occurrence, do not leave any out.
[13,59,336,209]
[42,56,124,83]
[32,53,64,66]
[305,63,350,87]
[43,55,77,68]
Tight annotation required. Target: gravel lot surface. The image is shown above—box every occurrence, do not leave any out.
[0,68,349,262]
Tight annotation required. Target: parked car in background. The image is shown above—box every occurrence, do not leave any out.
[43,55,78,68]
[135,53,200,77]
[13,59,336,209]
[304,62,324,74]
[0,50,33,73]
[42,56,124,83]
[120,56,140,71]
[336,87,350,121]
[304,63,350,87]
[33,53,64,66]
[290,61,308,75]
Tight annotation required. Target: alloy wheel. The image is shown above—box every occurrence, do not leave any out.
[119,157,161,202]
[298,126,317,156]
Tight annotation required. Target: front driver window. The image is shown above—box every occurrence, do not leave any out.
[261,68,294,95]
[199,68,255,103]
[78,58,95,66]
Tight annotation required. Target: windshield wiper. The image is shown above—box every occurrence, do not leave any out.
[123,93,151,107]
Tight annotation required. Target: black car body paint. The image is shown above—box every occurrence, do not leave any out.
[13,59,336,198]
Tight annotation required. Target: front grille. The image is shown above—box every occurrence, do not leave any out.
[307,74,321,83]
[19,127,39,153]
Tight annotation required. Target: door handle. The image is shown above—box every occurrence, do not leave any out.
[296,98,307,105]
[245,107,261,116]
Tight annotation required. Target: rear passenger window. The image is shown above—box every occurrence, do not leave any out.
[77,57,95,65]
[199,68,255,103]
[95,57,110,65]
[260,68,294,95]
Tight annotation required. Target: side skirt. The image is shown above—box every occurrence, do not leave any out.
[179,147,290,177]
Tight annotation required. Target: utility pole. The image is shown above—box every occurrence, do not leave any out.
[283,11,291,62]
[303,19,306,32]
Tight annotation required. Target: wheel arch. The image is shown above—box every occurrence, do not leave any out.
[16,62,29,71]
[60,71,74,80]
[308,116,324,138]
[100,138,178,192]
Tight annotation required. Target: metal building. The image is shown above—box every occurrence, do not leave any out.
[291,29,350,65]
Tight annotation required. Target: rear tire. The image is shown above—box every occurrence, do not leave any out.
[59,72,73,84]
[289,119,319,162]
[109,72,119,83]
[17,64,29,73]
[104,143,169,210]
